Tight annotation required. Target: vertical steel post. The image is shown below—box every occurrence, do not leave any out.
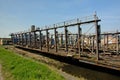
[88,35,91,49]
[60,34,63,47]
[13,34,15,45]
[19,34,21,45]
[90,36,92,49]
[106,34,108,51]
[92,36,94,53]
[21,33,23,46]
[34,31,36,48]
[18,34,20,45]
[68,35,70,46]
[71,36,73,47]
[46,29,49,52]
[29,32,31,48]
[82,35,84,54]
[25,33,27,46]
[76,34,78,48]
[10,34,13,45]
[103,35,106,53]
[15,34,17,45]
[94,14,100,61]
[64,22,68,53]
[116,33,119,54]
[39,30,42,50]
[78,22,81,57]
[54,26,58,52]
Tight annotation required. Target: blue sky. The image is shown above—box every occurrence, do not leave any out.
[0,0,120,37]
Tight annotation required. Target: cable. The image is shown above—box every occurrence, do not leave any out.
[84,24,94,35]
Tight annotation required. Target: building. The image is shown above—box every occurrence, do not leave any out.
[0,38,12,45]
[101,35,118,45]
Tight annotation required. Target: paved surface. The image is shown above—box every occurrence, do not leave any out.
[0,64,3,80]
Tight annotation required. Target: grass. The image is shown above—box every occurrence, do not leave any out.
[0,46,65,80]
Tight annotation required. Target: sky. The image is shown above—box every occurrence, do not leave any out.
[0,0,120,38]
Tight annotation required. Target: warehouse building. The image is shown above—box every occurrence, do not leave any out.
[0,38,12,45]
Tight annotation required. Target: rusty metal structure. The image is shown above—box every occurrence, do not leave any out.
[10,14,120,71]
[100,31,120,54]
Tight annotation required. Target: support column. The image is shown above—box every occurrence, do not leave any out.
[94,14,101,61]
[15,34,18,45]
[103,35,106,53]
[90,36,92,49]
[68,35,70,46]
[19,34,21,45]
[78,24,82,57]
[46,29,49,52]
[29,32,31,47]
[54,27,58,52]
[82,35,84,54]
[34,31,36,48]
[92,36,94,53]
[116,33,119,54]
[95,16,100,60]
[25,33,27,46]
[39,30,42,50]
[21,33,24,46]
[71,36,73,47]
[60,34,63,47]
[11,33,15,45]
[106,34,108,51]
[64,22,68,53]
[15,34,17,45]
[10,33,14,45]
[17,34,20,45]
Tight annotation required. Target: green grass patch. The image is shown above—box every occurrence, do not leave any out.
[0,46,65,80]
